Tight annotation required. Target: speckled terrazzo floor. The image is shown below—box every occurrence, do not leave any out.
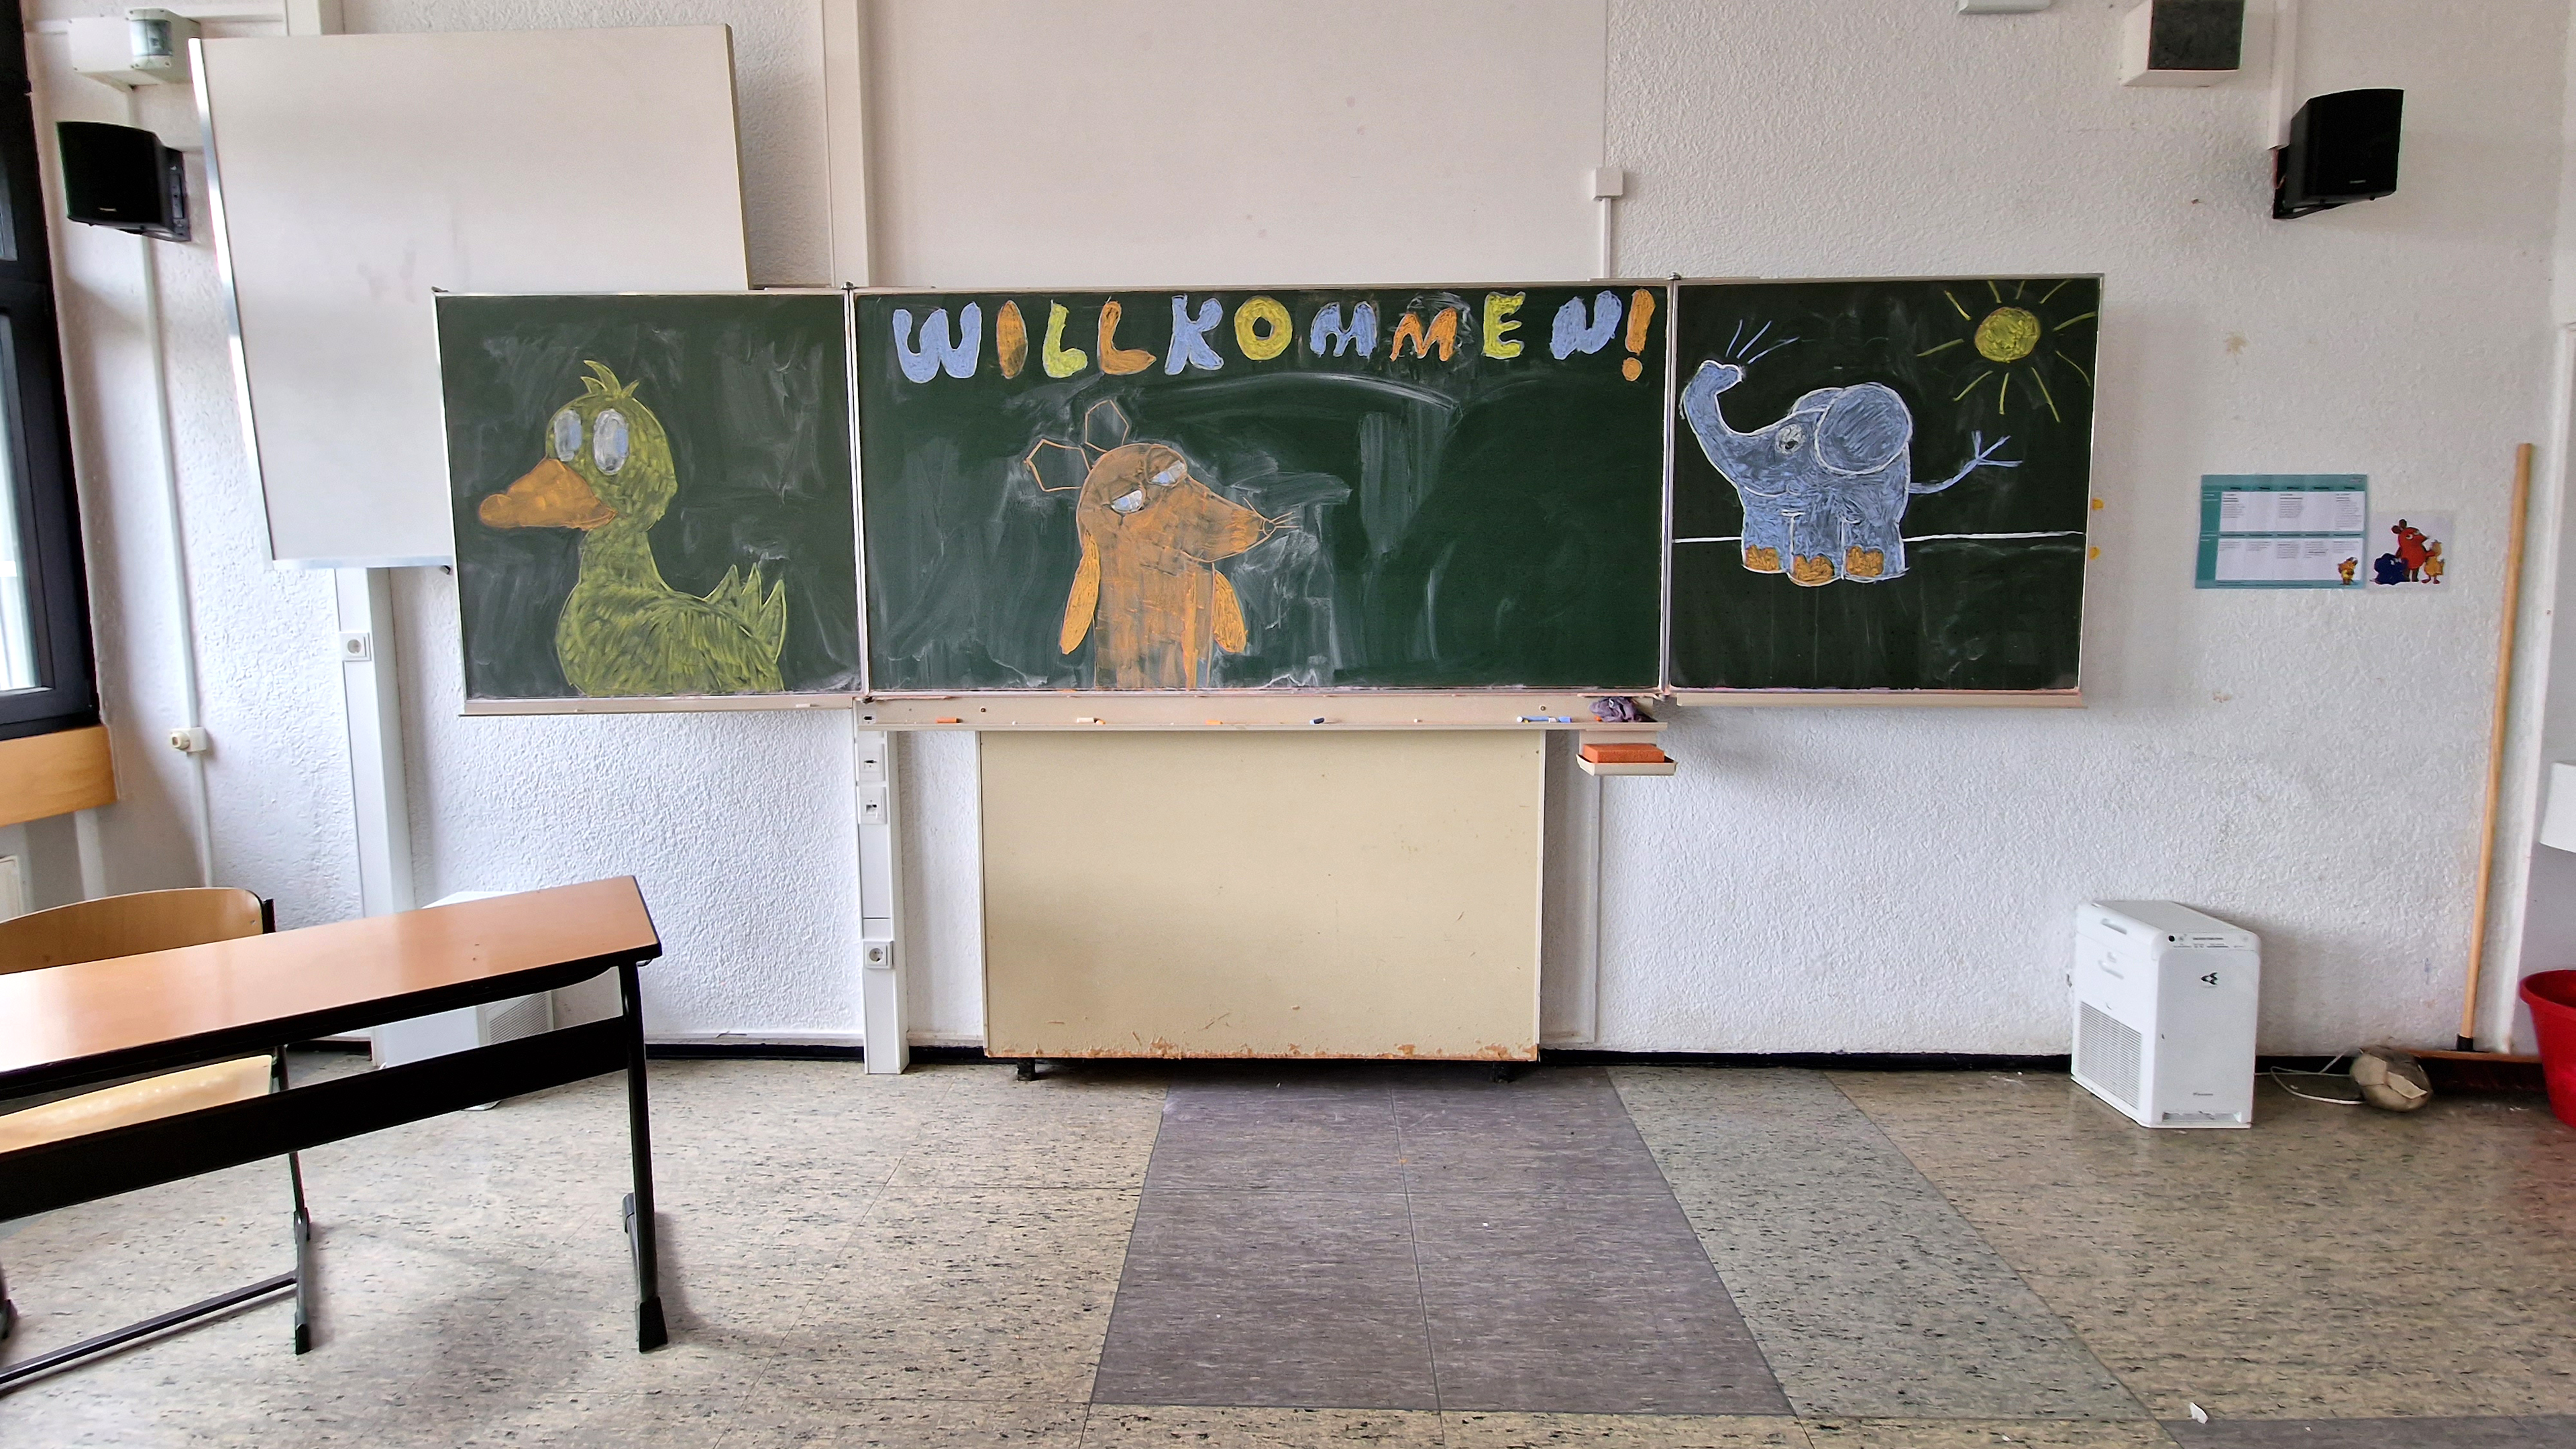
[3,1057,2574,1446]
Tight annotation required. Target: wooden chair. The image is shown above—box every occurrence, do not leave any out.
[0,888,311,1390]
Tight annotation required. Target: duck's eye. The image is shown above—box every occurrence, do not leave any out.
[1109,489,1146,515]
[550,409,581,462]
[592,409,630,474]
[1774,423,1805,454]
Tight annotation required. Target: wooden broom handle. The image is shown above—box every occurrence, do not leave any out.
[2461,442,2536,1049]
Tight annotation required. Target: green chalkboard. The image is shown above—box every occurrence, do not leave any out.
[439,293,859,700]
[855,287,1666,692]
[1668,278,2099,692]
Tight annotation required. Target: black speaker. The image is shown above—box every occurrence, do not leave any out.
[2273,89,2403,220]
[56,120,188,242]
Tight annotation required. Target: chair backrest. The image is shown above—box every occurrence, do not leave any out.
[0,888,268,975]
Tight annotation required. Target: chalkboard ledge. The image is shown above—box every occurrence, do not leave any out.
[464,694,857,716]
[458,688,2078,721]
[1668,689,2084,709]
[860,696,1667,731]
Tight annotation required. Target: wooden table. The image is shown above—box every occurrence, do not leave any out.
[0,877,671,1371]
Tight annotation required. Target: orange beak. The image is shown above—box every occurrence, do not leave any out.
[479,457,615,531]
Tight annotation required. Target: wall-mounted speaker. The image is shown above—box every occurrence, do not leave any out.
[2273,89,2404,220]
[55,120,188,243]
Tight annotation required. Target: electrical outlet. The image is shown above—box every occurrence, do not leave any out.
[336,630,373,663]
[167,725,209,754]
[861,938,896,971]
[859,784,888,826]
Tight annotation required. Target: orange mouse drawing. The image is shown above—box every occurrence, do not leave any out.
[1027,400,1289,690]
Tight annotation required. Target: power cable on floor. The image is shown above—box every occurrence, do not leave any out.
[2268,1053,2364,1106]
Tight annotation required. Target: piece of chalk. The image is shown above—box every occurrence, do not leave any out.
[935,716,961,724]
[1075,716,1097,724]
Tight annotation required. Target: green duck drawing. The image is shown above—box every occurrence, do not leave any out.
[478,362,787,696]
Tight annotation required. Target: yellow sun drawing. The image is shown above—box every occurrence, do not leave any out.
[1917,279,2096,423]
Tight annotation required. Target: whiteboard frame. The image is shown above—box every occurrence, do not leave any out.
[193,28,750,569]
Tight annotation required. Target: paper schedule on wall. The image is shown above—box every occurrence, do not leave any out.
[2195,476,2368,588]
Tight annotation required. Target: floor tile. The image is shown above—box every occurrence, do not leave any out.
[1616,1068,2139,1421]
[2159,1415,2571,1448]
[1084,1403,1447,1446]
[1395,1069,1674,1197]
[885,1073,1166,1190]
[20,1056,2576,1446]
[1803,1419,2176,1448]
[1411,1193,1788,1415]
[1834,1073,2576,1419]
[1445,1413,1812,1447]
[755,1186,1138,1402]
[716,1393,1087,1447]
[1091,1190,1434,1409]
[1144,1081,1407,1193]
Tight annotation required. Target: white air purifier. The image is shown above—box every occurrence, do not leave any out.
[2071,900,2259,1128]
[370,892,553,1104]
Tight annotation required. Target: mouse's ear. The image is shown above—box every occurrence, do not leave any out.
[1083,399,1130,455]
[1026,438,1087,492]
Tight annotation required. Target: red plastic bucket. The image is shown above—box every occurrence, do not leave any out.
[2520,970,2576,1129]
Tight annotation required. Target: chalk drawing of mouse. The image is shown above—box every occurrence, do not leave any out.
[1026,400,1291,690]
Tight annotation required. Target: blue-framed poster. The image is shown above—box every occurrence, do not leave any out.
[2194,475,2368,589]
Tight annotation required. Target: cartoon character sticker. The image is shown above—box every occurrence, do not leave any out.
[2367,511,2453,588]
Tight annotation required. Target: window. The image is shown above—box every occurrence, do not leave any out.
[0,4,99,742]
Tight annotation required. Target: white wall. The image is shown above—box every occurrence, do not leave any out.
[1597,0,2573,1054]
[38,0,2576,1055]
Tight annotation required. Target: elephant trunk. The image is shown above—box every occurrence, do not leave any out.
[1680,362,1780,493]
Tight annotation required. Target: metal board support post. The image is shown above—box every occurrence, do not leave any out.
[856,722,907,1073]
[333,568,413,917]
[827,0,905,1072]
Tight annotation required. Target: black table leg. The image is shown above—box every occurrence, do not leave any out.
[276,1049,313,1354]
[619,962,667,1352]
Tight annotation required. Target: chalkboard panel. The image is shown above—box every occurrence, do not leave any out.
[855,287,1666,693]
[1668,278,2098,692]
[439,293,859,700]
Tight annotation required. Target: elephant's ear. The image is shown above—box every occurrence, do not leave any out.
[1815,383,1912,476]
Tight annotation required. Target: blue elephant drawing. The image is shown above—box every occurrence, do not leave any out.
[1680,359,2017,586]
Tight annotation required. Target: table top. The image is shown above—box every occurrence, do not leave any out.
[0,877,660,1095]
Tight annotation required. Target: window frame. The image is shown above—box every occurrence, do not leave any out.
[0,5,101,743]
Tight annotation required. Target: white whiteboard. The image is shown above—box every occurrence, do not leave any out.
[855,0,1607,288]
[197,28,751,567]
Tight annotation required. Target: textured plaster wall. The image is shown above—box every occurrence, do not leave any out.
[2514,6,2576,1035]
[1598,0,2570,1053]
[35,0,2576,1052]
